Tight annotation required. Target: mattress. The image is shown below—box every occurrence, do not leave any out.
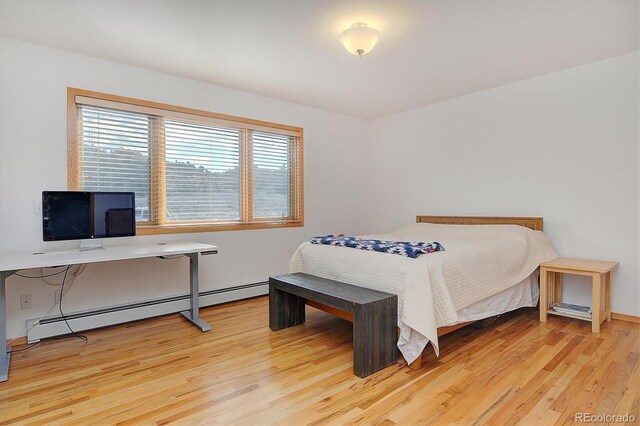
[288,223,558,363]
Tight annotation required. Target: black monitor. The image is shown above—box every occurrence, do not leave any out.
[42,191,136,242]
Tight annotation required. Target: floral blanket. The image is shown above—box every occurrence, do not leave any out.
[310,235,444,258]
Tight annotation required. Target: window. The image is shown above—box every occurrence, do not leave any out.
[68,88,303,234]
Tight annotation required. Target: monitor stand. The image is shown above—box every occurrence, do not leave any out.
[79,239,104,251]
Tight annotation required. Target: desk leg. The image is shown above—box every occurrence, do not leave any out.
[540,267,548,322]
[592,273,601,333]
[605,272,612,321]
[553,272,563,305]
[1,272,11,382]
[180,253,212,332]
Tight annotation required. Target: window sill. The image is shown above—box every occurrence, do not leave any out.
[136,220,304,235]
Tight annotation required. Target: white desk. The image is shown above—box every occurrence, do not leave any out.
[0,241,218,382]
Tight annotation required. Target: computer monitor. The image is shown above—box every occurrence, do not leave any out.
[42,191,136,243]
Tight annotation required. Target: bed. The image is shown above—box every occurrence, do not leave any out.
[288,215,559,369]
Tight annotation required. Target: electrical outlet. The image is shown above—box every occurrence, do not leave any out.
[33,200,42,215]
[20,294,32,310]
[55,290,62,303]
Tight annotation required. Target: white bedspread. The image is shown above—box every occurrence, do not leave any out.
[288,223,559,363]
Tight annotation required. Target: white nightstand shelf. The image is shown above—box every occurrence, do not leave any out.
[539,258,618,333]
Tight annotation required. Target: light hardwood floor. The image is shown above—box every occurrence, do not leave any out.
[1,296,638,425]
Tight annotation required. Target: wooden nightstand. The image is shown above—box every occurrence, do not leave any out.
[539,258,618,333]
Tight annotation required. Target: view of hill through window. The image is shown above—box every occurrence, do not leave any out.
[79,107,291,223]
[81,145,291,222]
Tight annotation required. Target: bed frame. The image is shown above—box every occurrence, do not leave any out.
[416,215,543,231]
[307,215,544,370]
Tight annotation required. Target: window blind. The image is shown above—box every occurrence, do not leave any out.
[78,106,152,222]
[164,120,241,222]
[252,131,293,219]
[69,88,303,234]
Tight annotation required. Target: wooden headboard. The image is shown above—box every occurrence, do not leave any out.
[416,215,543,231]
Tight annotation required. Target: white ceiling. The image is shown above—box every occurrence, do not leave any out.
[1,0,638,119]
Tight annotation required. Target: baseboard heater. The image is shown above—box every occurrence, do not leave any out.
[26,282,267,343]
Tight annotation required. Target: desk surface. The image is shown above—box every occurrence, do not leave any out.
[0,241,218,272]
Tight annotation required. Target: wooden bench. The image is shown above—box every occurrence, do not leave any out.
[269,273,398,378]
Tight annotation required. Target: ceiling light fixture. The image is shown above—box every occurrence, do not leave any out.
[339,22,380,57]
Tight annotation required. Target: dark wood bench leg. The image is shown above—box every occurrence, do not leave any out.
[352,296,398,378]
[269,282,306,331]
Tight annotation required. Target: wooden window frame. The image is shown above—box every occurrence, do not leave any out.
[67,87,304,235]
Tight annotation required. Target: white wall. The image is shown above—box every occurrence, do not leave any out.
[2,37,638,340]
[0,37,370,339]
[367,52,639,316]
